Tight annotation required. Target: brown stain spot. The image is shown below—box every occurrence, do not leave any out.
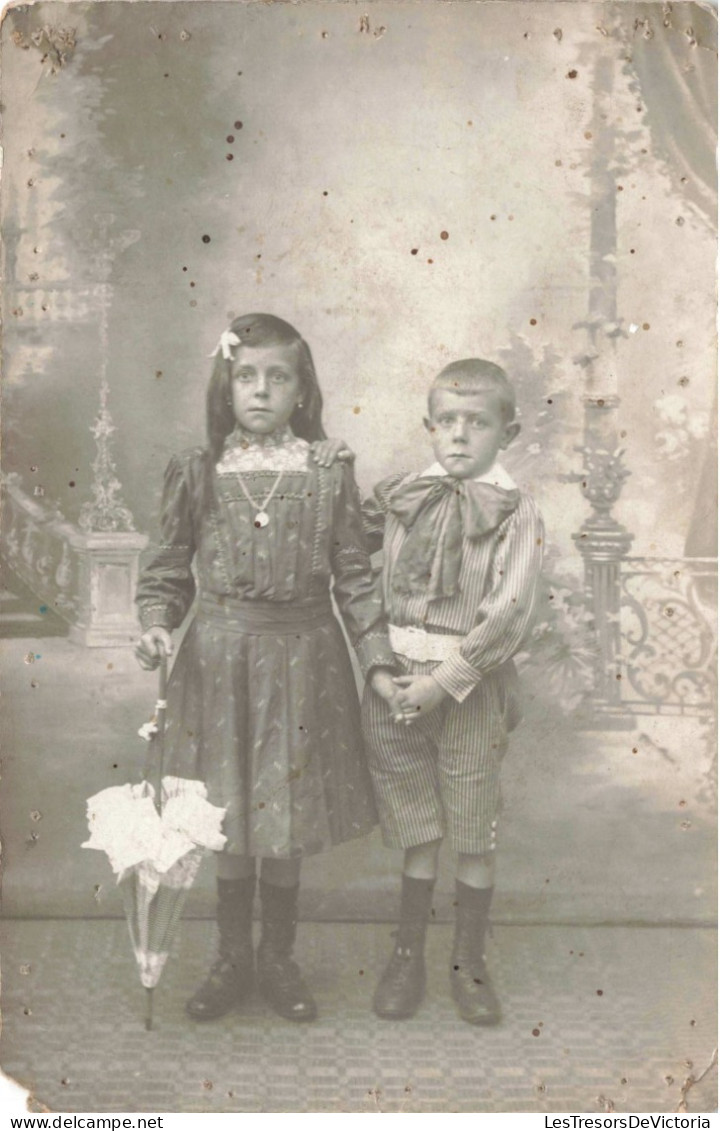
[630,248,636,254]
[358,969,364,976]
[530,318,537,326]
[678,376,689,387]
[106,663,114,670]
[353,406,361,414]
[566,69,577,79]
[536,538,543,546]
[617,185,624,192]
[553,28,563,41]
[234,121,243,130]
[226,135,235,144]
[440,230,449,240]
[203,1080,213,1091]
[68,481,76,488]
[427,258,434,264]
[532,1028,541,1037]
[258,801,266,810]
[490,214,496,221]
[155,370,163,379]
[642,322,650,330]
[202,235,211,244]
[596,989,604,996]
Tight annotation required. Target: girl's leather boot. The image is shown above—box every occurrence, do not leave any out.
[449,881,501,1025]
[373,875,435,1019]
[257,879,317,1022]
[186,875,256,1021]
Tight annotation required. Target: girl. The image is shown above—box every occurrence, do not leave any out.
[135,313,398,1023]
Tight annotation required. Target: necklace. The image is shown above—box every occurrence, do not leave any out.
[236,471,285,528]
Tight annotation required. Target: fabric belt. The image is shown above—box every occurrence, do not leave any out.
[388,623,464,663]
[198,594,334,634]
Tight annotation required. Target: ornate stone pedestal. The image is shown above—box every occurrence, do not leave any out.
[67,530,148,647]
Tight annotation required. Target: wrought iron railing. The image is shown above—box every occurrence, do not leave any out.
[619,557,717,716]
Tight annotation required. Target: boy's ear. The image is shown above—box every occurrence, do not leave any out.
[501,420,521,448]
[423,415,434,434]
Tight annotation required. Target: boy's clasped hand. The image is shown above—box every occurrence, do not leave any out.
[371,670,448,725]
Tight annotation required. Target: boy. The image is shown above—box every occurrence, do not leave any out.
[362,358,544,1025]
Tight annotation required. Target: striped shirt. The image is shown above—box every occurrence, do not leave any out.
[363,462,545,703]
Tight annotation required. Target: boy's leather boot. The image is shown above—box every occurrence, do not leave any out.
[257,879,317,1022]
[373,875,435,1020]
[186,875,256,1021]
[449,881,501,1025]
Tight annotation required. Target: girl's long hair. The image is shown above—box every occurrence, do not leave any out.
[206,313,327,461]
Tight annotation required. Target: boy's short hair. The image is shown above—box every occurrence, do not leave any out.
[429,359,516,422]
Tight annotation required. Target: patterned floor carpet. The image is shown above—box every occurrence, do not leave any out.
[1,920,716,1114]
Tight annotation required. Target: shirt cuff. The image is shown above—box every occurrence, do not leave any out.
[137,603,175,633]
[432,651,482,702]
[355,629,397,680]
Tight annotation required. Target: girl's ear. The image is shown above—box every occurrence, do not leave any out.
[501,420,521,448]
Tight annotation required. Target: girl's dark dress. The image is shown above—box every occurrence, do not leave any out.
[136,428,393,858]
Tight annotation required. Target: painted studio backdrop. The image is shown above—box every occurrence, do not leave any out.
[0,0,717,1109]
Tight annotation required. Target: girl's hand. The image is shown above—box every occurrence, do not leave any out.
[370,667,406,724]
[393,674,447,720]
[311,438,355,467]
[135,627,173,671]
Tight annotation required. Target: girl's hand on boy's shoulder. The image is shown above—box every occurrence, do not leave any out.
[393,674,448,720]
[311,438,355,467]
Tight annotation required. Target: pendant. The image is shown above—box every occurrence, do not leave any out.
[254,511,270,528]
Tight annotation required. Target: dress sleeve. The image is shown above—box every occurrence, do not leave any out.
[330,464,397,678]
[361,470,409,553]
[135,453,198,632]
[432,495,545,702]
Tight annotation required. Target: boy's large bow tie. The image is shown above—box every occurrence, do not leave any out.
[388,475,520,599]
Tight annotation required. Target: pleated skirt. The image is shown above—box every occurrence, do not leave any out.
[159,597,378,857]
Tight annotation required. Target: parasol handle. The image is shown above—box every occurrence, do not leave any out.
[150,650,169,815]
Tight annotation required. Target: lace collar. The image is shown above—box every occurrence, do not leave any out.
[216,424,310,474]
[224,424,296,451]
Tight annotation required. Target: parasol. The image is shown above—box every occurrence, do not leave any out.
[83,654,227,1029]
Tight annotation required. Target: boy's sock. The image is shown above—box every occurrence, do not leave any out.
[450,880,500,1025]
[455,880,493,952]
[397,873,436,949]
[373,874,435,1020]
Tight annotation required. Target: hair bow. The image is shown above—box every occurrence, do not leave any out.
[208,330,242,360]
